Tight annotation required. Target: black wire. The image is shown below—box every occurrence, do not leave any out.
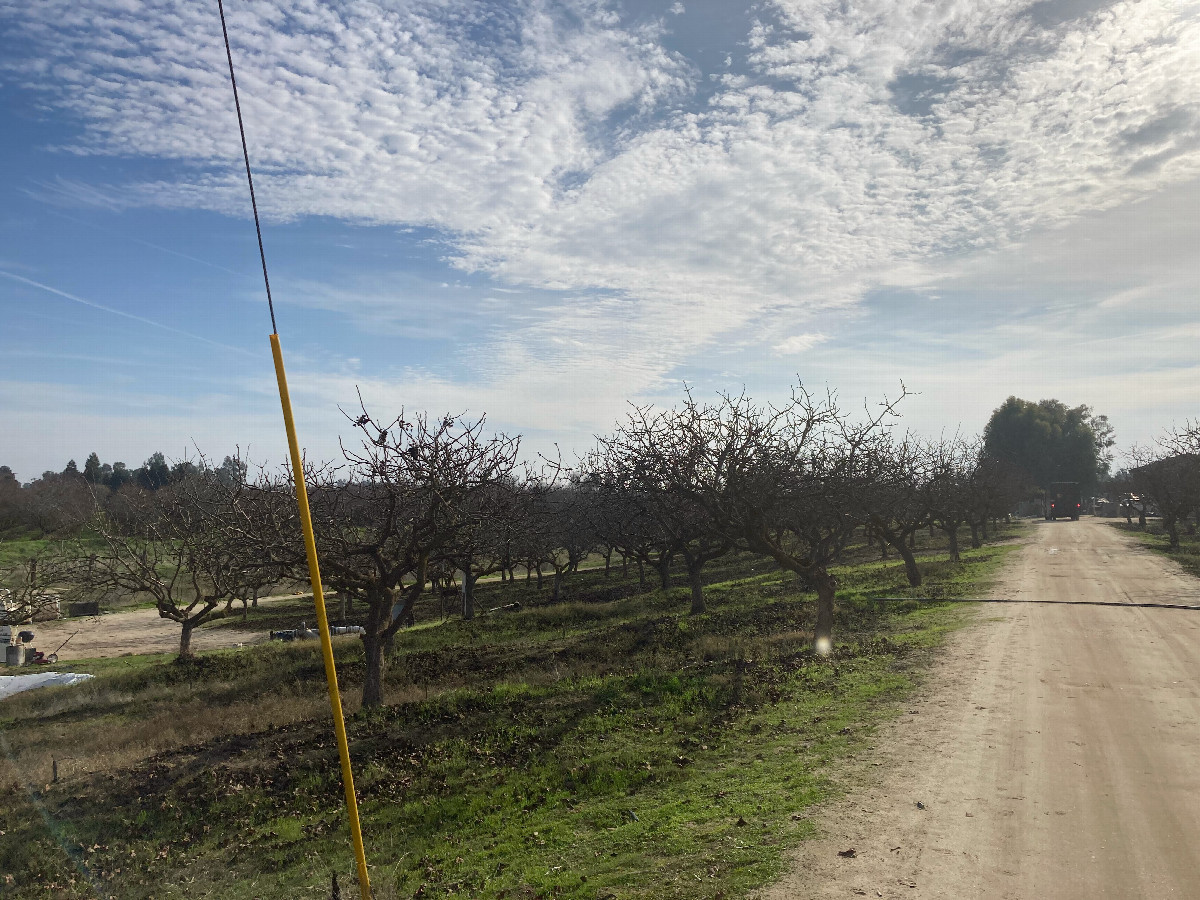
[216,0,278,335]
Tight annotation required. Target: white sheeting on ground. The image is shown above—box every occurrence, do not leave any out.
[0,671,94,700]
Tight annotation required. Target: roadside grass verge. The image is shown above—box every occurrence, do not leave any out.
[1110,519,1200,579]
[0,528,1021,900]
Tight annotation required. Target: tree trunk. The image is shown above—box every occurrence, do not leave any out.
[686,557,705,614]
[944,525,960,563]
[969,522,981,549]
[552,570,563,603]
[462,569,477,620]
[657,553,672,591]
[1166,515,1180,548]
[892,537,922,587]
[811,568,836,654]
[980,518,989,539]
[178,620,195,659]
[637,557,646,590]
[361,633,386,709]
[622,553,629,577]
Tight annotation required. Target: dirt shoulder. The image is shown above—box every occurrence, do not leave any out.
[760,518,1200,899]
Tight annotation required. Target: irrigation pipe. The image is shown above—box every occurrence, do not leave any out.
[871,597,1200,611]
[215,1,371,895]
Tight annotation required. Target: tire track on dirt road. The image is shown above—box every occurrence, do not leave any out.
[760,519,1200,899]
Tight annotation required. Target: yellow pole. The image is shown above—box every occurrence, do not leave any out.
[270,333,372,900]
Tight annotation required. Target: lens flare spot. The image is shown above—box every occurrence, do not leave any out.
[815,636,832,656]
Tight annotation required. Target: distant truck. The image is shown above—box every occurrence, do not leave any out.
[1044,482,1082,521]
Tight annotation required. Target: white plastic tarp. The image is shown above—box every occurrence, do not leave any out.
[0,671,94,700]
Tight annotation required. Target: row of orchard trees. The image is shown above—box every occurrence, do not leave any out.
[17,386,1027,709]
[584,388,1024,638]
[1123,422,1200,548]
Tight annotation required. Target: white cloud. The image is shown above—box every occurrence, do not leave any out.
[773,332,828,354]
[5,0,1200,450]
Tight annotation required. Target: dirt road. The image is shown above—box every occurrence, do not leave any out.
[763,519,1200,899]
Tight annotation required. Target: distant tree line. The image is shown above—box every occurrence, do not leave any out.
[0,452,248,535]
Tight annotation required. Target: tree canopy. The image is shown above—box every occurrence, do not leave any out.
[982,397,1114,490]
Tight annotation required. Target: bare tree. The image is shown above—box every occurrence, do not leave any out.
[1129,425,1200,548]
[581,468,670,592]
[19,470,98,534]
[858,433,930,587]
[633,385,902,651]
[922,437,975,563]
[518,479,595,604]
[964,451,1028,547]
[245,406,522,708]
[591,410,733,613]
[0,550,74,625]
[450,479,525,620]
[74,472,263,658]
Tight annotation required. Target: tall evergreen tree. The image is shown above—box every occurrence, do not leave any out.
[138,452,171,491]
[107,462,131,490]
[83,452,102,484]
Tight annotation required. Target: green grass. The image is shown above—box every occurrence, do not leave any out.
[0,527,111,569]
[0,528,59,571]
[0,525,1022,900]
[1110,519,1200,578]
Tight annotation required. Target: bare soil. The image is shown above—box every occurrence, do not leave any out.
[761,518,1200,899]
[24,596,313,661]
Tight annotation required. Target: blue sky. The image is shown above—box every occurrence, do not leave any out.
[2,0,1199,481]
